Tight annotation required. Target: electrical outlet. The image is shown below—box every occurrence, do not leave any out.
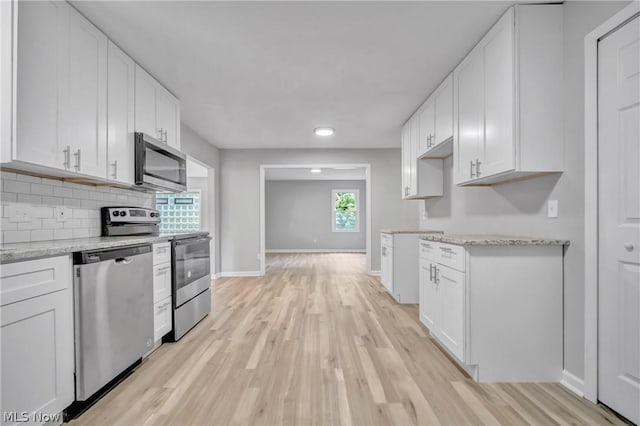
[547,200,559,218]
[55,206,72,221]
[7,205,29,222]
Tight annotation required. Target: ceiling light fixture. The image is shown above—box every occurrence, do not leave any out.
[314,127,335,137]
[310,168,322,173]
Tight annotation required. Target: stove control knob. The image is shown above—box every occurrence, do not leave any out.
[149,212,155,218]
[113,211,119,217]
[119,210,127,217]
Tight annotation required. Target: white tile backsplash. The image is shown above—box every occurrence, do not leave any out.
[0,172,155,244]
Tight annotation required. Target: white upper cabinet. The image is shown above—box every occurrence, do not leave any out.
[1,0,13,151]
[14,0,69,171]
[135,65,181,149]
[453,5,563,185]
[107,41,135,185]
[64,6,108,179]
[12,1,108,179]
[401,114,444,200]
[420,74,454,159]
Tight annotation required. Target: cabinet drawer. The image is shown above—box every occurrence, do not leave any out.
[381,233,393,246]
[153,263,172,303]
[154,297,172,342]
[436,243,465,272]
[1,255,71,306]
[419,240,438,260]
[153,242,171,265]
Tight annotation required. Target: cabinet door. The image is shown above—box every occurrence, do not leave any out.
[15,0,69,169]
[154,297,172,342]
[482,8,515,178]
[437,265,465,361]
[1,289,74,424]
[156,88,180,149]
[418,99,434,155]
[1,0,12,150]
[135,65,158,139]
[408,116,419,197]
[381,245,393,294]
[107,41,135,185]
[153,263,172,303]
[421,260,439,332]
[64,7,107,178]
[434,74,453,146]
[454,47,483,184]
[401,123,411,198]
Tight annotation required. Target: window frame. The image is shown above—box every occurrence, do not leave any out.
[331,189,360,233]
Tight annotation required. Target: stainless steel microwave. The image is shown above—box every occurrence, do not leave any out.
[134,132,187,193]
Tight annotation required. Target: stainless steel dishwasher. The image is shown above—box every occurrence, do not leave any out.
[72,244,153,402]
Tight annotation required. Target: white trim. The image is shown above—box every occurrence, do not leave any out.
[369,270,381,277]
[332,188,360,233]
[583,2,639,404]
[561,370,585,398]
[218,271,262,278]
[212,272,222,280]
[260,163,373,276]
[266,249,366,254]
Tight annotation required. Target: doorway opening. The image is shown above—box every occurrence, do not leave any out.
[259,164,372,275]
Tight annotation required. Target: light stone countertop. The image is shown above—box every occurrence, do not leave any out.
[0,232,206,263]
[419,234,570,246]
[381,229,444,235]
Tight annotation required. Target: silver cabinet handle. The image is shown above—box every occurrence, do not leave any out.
[470,160,476,178]
[156,265,171,274]
[433,266,440,284]
[63,145,71,169]
[74,149,81,171]
[157,128,163,140]
[163,129,168,143]
[429,264,434,282]
[475,158,482,177]
[157,301,171,310]
[404,186,409,196]
[111,160,118,179]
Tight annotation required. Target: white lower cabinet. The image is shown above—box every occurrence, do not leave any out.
[152,242,173,345]
[154,297,172,342]
[419,239,563,382]
[380,232,425,304]
[1,256,74,426]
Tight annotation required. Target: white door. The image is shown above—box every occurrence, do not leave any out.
[482,7,515,178]
[454,47,483,184]
[107,41,135,185]
[418,99,434,155]
[421,260,439,332]
[15,1,69,170]
[64,7,107,178]
[437,264,465,361]
[135,65,158,139]
[434,74,453,147]
[156,89,180,149]
[597,15,640,425]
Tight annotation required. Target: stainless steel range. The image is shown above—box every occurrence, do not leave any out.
[101,206,212,342]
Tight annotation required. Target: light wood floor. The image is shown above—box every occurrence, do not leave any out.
[73,253,625,426]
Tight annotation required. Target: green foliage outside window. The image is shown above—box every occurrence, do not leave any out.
[334,192,357,231]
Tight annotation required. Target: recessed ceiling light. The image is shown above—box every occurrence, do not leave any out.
[314,127,335,137]
[310,168,322,173]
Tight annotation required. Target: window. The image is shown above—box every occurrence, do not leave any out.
[332,189,359,232]
[156,191,201,233]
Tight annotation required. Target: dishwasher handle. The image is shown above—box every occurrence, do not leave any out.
[115,257,133,265]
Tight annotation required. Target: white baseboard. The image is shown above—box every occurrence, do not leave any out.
[212,272,222,280]
[266,249,366,254]
[561,370,585,397]
[369,270,381,276]
[218,271,262,278]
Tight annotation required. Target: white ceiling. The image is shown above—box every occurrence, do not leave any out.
[266,167,366,180]
[72,1,516,149]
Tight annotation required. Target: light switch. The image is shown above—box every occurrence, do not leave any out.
[547,200,559,218]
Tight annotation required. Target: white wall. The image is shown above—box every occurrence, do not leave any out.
[180,123,221,275]
[220,148,418,273]
[418,0,631,382]
[266,180,366,251]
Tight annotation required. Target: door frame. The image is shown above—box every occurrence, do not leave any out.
[583,1,639,403]
[186,155,216,278]
[259,163,372,276]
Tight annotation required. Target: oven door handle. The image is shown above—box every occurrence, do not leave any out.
[174,236,212,246]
